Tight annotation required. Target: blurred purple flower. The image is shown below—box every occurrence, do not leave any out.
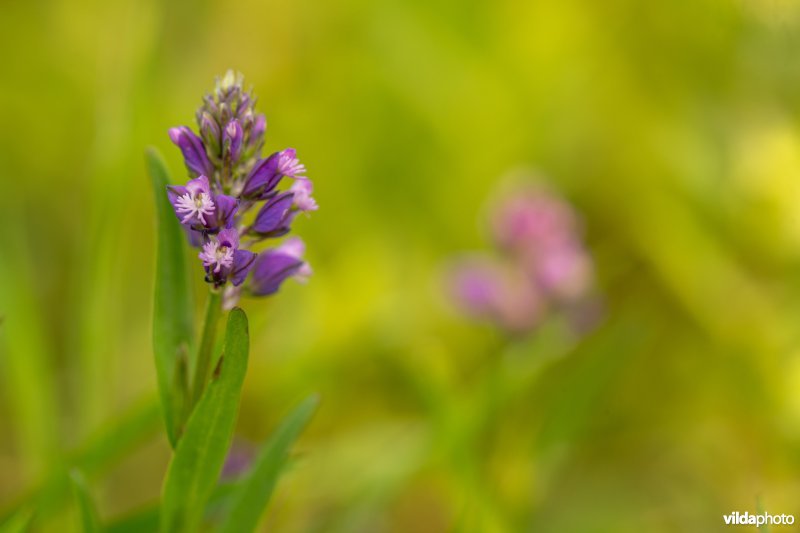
[450,256,543,333]
[221,441,255,480]
[449,180,596,334]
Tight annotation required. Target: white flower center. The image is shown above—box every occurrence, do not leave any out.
[199,241,234,273]
[176,192,215,225]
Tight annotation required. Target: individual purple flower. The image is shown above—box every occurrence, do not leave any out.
[167,176,215,226]
[290,178,318,212]
[240,148,307,200]
[169,126,213,177]
[198,228,255,287]
[248,237,310,296]
[167,176,238,232]
[223,120,243,163]
[249,192,295,237]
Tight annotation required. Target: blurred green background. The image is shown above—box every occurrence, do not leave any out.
[3,0,800,531]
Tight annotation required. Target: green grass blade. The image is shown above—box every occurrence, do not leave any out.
[69,470,102,533]
[216,395,318,533]
[160,308,249,533]
[146,147,194,448]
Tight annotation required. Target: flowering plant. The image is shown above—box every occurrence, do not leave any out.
[145,71,318,533]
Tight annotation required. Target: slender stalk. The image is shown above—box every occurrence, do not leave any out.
[191,289,223,407]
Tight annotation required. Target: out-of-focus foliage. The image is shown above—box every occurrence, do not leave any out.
[2,0,800,531]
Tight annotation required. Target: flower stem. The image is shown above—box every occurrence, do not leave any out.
[190,289,222,408]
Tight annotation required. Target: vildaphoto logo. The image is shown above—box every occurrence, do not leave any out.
[723,511,795,526]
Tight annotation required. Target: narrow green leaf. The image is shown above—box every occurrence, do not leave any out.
[69,470,102,533]
[146,147,194,447]
[160,308,249,533]
[0,509,33,533]
[217,395,318,533]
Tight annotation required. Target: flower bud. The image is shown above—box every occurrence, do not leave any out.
[199,112,221,158]
[168,126,213,177]
[223,120,243,163]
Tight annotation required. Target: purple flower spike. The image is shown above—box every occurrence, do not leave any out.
[169,126,213,177]
[249,192,295,237]
[223,120,243,163]
[249,237,310,296]
[165,72,317,293]
[290,178,318,212]
[199,228,255,287]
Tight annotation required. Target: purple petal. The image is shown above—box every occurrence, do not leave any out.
[250,192,294,236]
[168,126,213,177]
[166,185,188,208]
[249,250,304,296]
[290,178,318,212]
[252,114,266,140]
[277,236,305,259]
[217,227,240,250]
[212,194,239,229]
[241,152,283,200]
[183,226,205,248]
[230,250,256,286]
[185,175,211,196]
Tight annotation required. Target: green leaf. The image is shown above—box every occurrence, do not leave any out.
[160,308,249,533]
[69,470,102,533]
[216,395,318,533]
[146,147,194,448]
